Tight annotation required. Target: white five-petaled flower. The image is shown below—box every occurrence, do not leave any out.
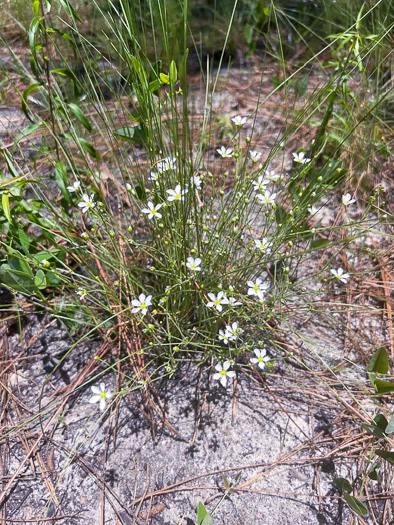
[249,150,262,163]
[186,257,202,272]
[292,151,311,164]
[156,156,177,173]
[251,348,270,370]
[89,383,113,411]
[131,293,153,315]
[226,322,243,341]
[67,180,81,193]
[254,237,272,254]
[206,291,229,312]
[256,189,277,206]
[216,146,233,158]
[228,297,242,307]
[247,278,269,300]
[76,288,88,300]
[218,329,231,345]
[330,268,350,284]
[141,201,163,220]
[342,193,356,206]
[213,361,236,387]
[78,193,95,213]
[167,184,188,202]
[252,175,270,192]
[231,115,247,127]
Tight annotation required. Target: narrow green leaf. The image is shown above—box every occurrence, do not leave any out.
[68,103,92,132]
[343,493,368,517]
[14,122,44,147]
[1,193,11,222]
[58,0,83,22]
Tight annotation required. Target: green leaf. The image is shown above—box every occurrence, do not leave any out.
[343,493,368,517]
[160,73,169,84]
[34,269,47,289]
[58,0,83,22]
[333,477,353,493]
[113,125,146,145]
[67,103,92,132]
[2,193,11,222]
[373,378,394,395]
[368,462,381,481]
[368,347,389,374]
[13,122,45,147]
[18,228,30,254]
[197,502,207,525]
[197,502,213,525]
[375,450,394,465]
[0,263,35,293]
[54,161,70,202]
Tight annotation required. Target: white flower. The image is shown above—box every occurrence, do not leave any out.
[254,237,272,254]
[256,189,277,206]
[192,175,202,190]
[292,151,311,164]
[186,257,201,272]
[247,278,269,300]
[252,175,270,192]
[67,180,81,193]
[78,193,95,213]
[149,170,159,182]
[307,205,318,216]
[218,329,231,345]
[216,146,233,158]
[156,156,177,173]
[249,150,262,163]
[265,170,280,182]
[228,297,242,307]
[342,193,356,206]
[251,348,270,370]
[89,383,113,411]
[76,288,88,300]
[213,361,236,387]
[226,322,243,341]
[231,115,247,127]
[126,182,132,191]
[206,291,229,312]
[167,184,188,202]
[330,268,350,284]
[141,201,163,220]
[131,293,153,315]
